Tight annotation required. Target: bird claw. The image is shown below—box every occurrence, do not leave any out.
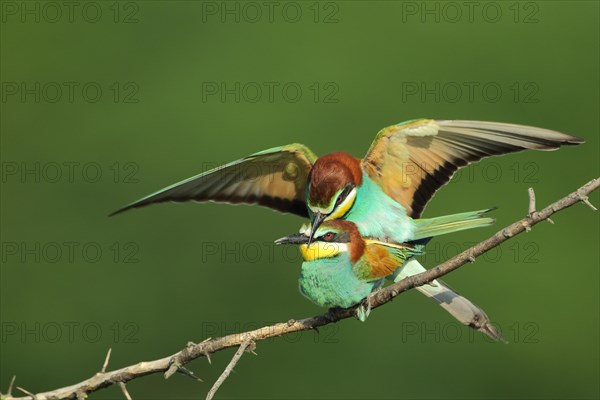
[356,298,372,322]
[326,306,344,320]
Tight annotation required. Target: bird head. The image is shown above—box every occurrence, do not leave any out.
[306,152,362,243]
[275,220,365,262]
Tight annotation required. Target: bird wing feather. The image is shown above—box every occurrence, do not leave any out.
[361,119,583,218]
[354,240,418,281]
[110,143,318,217]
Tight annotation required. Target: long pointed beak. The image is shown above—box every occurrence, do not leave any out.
[274,233,310,245]
[308,212,327,246]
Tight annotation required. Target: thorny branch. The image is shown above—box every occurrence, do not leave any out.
[2,177,598,400]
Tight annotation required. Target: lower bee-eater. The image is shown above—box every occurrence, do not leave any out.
[275,220,504,341]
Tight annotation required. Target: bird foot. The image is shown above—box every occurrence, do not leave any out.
[326,306,344,320]
[356,298,372,322]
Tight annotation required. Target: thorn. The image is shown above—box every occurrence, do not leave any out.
[502,229,513,238]
[546,217,555,224]
[16,386,36,399]
[7,375,16,396]
[176,366,203,382]
[186,341,196,348]
[527,187,536,217]
[100,348,112,374]
[76,390,87,400]
[198,337,212,347]
[164,362,179,380]
[118,382,133,400]
[424,280,439,287]
[468,255,476,263]
[524,224,532,232]
[579,195,598,211]
[198,337,212,363]
[246,340,257,356]
[287,319,296,327]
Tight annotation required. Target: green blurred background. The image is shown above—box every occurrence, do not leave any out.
[1,1,599,399]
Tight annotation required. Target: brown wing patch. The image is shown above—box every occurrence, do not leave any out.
[363,245,399,279]
[362,120,583,218]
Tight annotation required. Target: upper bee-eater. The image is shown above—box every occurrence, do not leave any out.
[274,219,504,341]
[111,119,583,334]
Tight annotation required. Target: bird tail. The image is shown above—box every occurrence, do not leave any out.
[411,208,495,241]
[390,258,506,342]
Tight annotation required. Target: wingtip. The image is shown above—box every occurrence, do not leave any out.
[550,131,585,146]
[543,135,584,150]
[108,205,132,217]
[107,209,122,217]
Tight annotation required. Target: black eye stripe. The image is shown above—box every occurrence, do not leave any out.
[336,186,353,204]
[317,231,352,243]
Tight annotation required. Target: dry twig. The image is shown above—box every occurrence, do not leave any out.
[206,338,254,400]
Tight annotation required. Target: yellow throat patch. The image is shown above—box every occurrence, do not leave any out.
[326,188,357,221]
[299,242,348,261]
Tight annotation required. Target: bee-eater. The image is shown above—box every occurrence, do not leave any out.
[111,119,582,334]
[275,219,504,341]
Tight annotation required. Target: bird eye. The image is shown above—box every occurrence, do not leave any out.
[335,186,352,206]
[323,232,335,241]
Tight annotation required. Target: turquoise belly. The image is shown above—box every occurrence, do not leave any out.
[298,254,380,308]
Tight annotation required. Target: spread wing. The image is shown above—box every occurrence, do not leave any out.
[362,119,584,218]
[110,143,318,217]
[353,240,419,281]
